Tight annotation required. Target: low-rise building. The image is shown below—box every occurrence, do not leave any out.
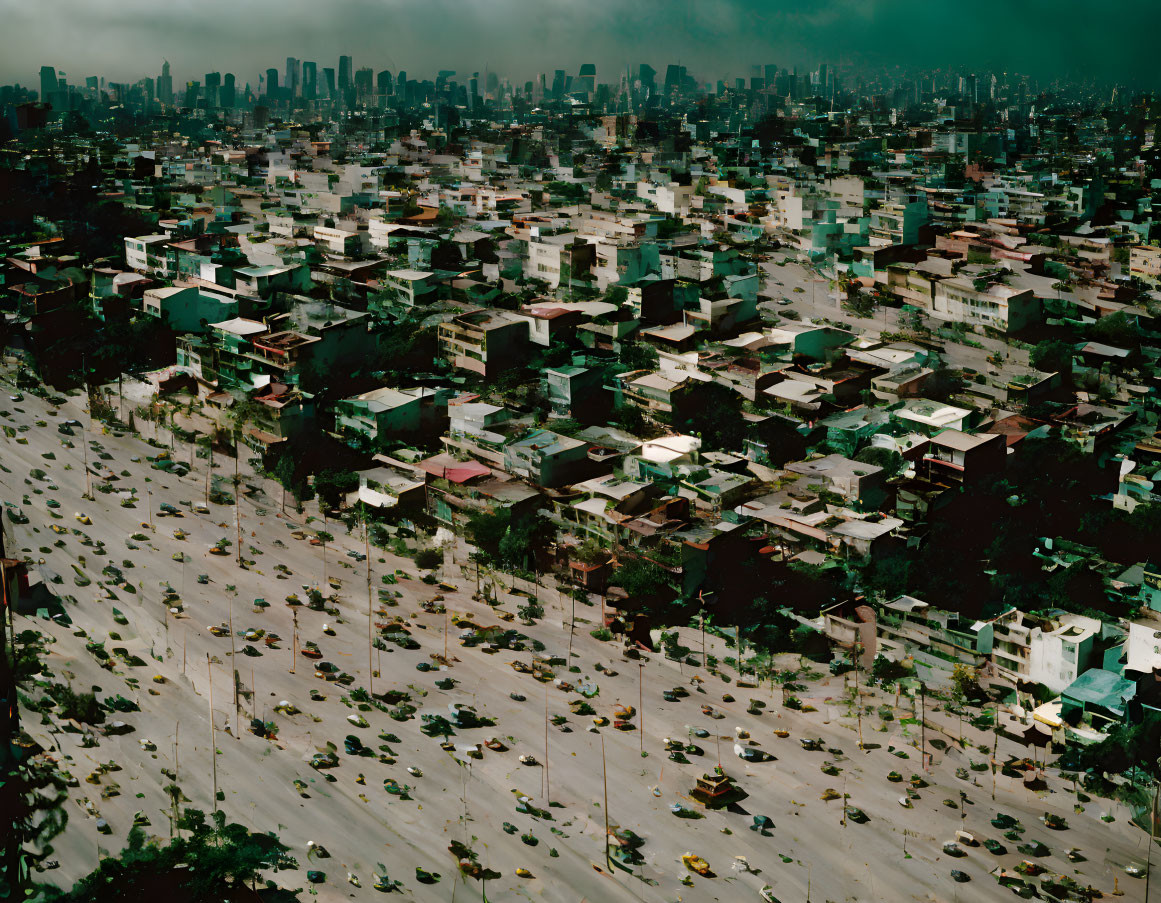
[437,309,530,377]
[334,386,453,450]
[142,285,237,333]
[503,429,590,488]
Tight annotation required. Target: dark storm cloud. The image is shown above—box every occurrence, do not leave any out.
[2,0,1156,87]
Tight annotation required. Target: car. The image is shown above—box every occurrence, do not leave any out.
[9,393,23,402]
[6,506,28,524]
[45,500,60,509]
[950,870,970,883]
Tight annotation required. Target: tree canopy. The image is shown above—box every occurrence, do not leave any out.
[49,809,297,902]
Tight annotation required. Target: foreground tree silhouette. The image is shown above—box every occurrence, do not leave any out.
[1,742,70,897]
[45,809,297,902]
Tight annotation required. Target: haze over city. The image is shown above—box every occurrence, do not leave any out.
[3,0,1160,87]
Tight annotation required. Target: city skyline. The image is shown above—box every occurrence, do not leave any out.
[3,0,1160,89]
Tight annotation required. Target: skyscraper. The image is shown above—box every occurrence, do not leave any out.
[338,56,353,93]
[221,73,236,109]
[354,67,373,102]
[39,65,57,104]
[286,57,300,97]
[578,63,596,96]
[157,60,173,105]
[322,68,336,100]
[376,70,392,99]
[265,68,279,100]
[204,71,221,108]
[637,63,655,96]
[302,62,317,100]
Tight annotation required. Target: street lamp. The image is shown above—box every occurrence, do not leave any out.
[1146,757,1161,903]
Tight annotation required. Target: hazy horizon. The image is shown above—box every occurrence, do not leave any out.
[3,0,1158,90]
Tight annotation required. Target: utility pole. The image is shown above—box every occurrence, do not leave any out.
[228,595,238,737]
[207,654,218,811]
[601,733,611,872]
[852,640,863,749]
[543,680,550,802]
[204,440,213,509]
[290,609,298,674]
[920,683,927,771]
[568,587,577,660]
[78,382,93,502]
[638,662,645,755]
[1147,773,1160,903]
[233,435,242,567]
[365,508,374,696]
[992,719,1000,801]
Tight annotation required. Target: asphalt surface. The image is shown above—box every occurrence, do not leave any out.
[1,359,1153,902]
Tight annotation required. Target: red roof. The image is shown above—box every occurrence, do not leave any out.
[418,454,491,484]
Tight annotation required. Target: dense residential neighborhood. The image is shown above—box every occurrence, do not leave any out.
[4,48,1161,902]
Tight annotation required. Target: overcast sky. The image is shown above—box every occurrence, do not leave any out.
[3,0,1157,89]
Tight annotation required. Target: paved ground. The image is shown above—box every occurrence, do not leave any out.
[2,359,1155,902]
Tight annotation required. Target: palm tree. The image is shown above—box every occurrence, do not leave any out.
[316,530,334,590]
[748,651,777,699]
[197,435,215,507]
[774,668,800,706]
[226,397,265,568]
